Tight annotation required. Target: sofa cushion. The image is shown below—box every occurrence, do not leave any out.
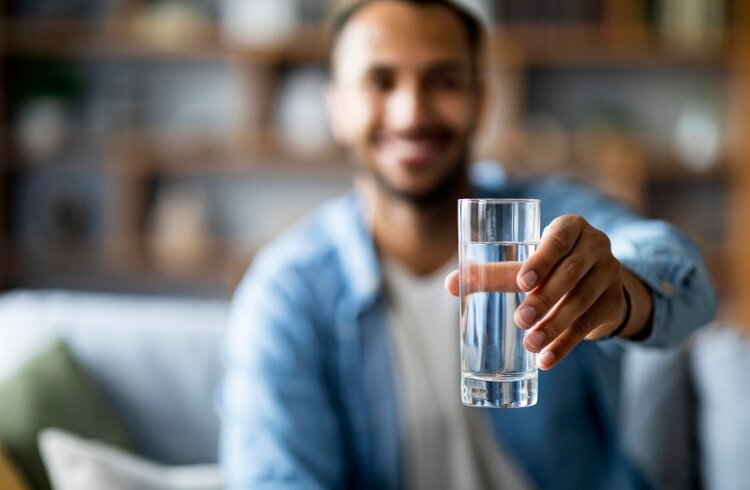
[0,341,133,490]
[0,439,31,490]
[692,327,750,490]
[0,290,228,465]
[39,428,222,490]
[620,345,700,490]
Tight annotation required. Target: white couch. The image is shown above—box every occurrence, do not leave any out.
[1,289,749,489]
[0,289,227,466]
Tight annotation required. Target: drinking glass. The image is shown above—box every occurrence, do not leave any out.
[458,199,540,408]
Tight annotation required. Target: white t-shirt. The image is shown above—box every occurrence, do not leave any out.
[383,256,531,490]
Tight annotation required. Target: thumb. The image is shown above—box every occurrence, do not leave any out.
[444,270,460,296]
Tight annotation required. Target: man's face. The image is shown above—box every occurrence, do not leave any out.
[328,1,482,203]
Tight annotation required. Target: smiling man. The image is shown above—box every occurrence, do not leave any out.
[328,0,478,206]
[219,1,716,489]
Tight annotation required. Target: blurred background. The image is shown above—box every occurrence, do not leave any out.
[0,0,749,328]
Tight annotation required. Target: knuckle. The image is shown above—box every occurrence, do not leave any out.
[559,214,586,231]
[547,232,570,254]
[574,314,595,335]
[540,317,563,338]
[559,213,578,224]
[571,215,587,227]
[563,257,586,282]
[605,255,621,271]
[530,254,553,274]
[574,288,594,311]
[532,290,553,312]
[594,230,612,249]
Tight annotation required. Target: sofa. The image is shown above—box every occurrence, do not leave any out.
[0,288,749,489]
[0,289,228,489]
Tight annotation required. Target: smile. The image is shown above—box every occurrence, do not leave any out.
[378,137,448,169]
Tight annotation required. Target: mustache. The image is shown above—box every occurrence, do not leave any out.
[373,125,454,141]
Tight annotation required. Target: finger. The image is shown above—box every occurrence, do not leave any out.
[535,289,621,370]
[522,264,613,352]
[514,247,599,329]
[445,270,459,296]
[516,215,585,292]
[459,261,523,295]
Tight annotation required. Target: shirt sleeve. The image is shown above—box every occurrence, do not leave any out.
[218,251,346,490]
[523,177,717,348]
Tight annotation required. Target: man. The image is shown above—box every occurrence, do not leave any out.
[219,1,716,488]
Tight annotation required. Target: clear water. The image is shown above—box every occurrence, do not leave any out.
[460,241,539,408]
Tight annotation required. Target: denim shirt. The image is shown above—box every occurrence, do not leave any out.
[219,177,716,490]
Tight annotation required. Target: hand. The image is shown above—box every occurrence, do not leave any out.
[446,215,644,370]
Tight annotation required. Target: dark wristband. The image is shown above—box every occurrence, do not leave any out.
[606,286,632,339]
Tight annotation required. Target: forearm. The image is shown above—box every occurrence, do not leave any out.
[613,222,717,347]
[522,177,717,346]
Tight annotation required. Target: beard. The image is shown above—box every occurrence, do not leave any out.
[368,154,468,208]
[353,131,472,209]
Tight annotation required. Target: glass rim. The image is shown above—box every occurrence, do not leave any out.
[458,198,540,204]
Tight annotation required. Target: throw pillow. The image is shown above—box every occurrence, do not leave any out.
[39,428,223,490]
[0,340,132,490]
[0,439,31,490]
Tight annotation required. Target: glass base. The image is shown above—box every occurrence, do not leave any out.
[462,374,538,408]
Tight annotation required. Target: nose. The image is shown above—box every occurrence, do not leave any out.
[385,80,433,132]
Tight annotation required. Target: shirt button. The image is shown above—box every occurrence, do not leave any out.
[661,280,673,295]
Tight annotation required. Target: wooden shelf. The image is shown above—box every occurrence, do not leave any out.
[645,161,729,185]
[118,129,350,178]
[1,17,735,68]
[1,126,350,177]
[3,18,329,64]
[495,23,732,67]
[637,142,730,184]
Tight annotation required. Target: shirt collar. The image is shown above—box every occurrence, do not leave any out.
[322,190,382,314]
[327,180,511,315]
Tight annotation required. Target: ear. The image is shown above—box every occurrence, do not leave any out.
[325,82,347,146]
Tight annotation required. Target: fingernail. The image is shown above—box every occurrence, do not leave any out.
[520,271,537,290]
[526,329,545,349]
[516,306,537,326]
[537,350,555,370]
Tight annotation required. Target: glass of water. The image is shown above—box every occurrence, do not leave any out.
[458,198,540,408]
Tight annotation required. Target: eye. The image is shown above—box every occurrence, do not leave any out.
[365,72,394,92]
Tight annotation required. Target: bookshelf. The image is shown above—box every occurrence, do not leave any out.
[0,0,749,327]
[0,0,7,289]
[3,18,330,64]
[727,31,750,328]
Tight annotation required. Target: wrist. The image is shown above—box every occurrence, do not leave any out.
[606,286,631,339]
[616,269,656,340]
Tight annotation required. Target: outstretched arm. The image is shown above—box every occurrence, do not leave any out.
[447,178,717,369]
